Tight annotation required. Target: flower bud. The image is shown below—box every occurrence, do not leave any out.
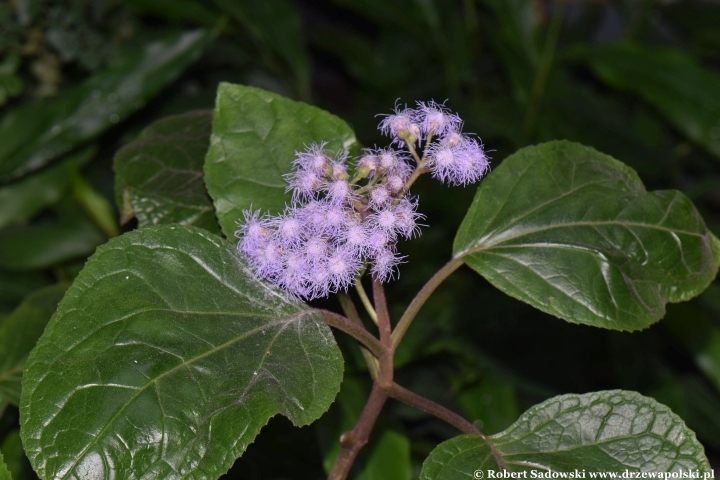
[332,162,349,180]
[357,154,377,178]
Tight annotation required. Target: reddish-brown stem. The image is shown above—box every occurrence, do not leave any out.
[371,278,394,388]
[319,310,385,359]
[328,383,388,480]
[386,382,506,471]
[372,278,392,347]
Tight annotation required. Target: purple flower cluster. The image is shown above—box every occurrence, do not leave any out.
[379,101,489,186]
[237,145,422,300]
[236,100,489,300]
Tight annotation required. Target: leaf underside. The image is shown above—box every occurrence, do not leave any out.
[421,390,711,479]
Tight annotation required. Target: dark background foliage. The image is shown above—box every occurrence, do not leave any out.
[1,0,719,478]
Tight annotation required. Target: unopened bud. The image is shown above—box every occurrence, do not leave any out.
[399,130,417,147]
[357,155,377,178]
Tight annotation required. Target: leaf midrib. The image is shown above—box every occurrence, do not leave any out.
[460,219,706,256]
[51,310,311,479]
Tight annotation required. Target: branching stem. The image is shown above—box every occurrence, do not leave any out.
[324,255,484,479]
[319,310,385,359]
[372,278,392,347]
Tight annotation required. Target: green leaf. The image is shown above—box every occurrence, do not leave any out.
[0,449,11,480]
[574,43,720,160]
[70,168,120,238]
[20,225,343,480]
[0,219,105,271]
[0,284,68,405]
[0,430,24,480]
[420,390,711,479]
[0,147,94,229]
[114,110,220,234]
[0,29,214,183]
[204,83,359,238]
[454,141,720,330]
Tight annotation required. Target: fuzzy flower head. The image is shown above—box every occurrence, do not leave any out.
[416,100,462,137]
[379,105,421,146]
[237,99,489,301]
[427,135,489,186]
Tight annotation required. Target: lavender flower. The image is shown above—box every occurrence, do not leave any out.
[236,100,490,301]
[379,106,421,146]
[415,101,462,137]
[371,247,404,282]
[427,134,489,186]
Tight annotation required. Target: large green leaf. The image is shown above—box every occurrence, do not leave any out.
[0,147,94,229]
[20,225,343,480]
[454,141,720,330]
[573,43,720,160]
[0,284,67,405]
[420,390,710,479]
[204,83,359,238]
[0,29,214,183]
[114,110,220,233]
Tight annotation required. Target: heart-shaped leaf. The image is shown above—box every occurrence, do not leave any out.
[114,110,220,233]
[20,225,343,480]
[420,390,711,479]
[454,141,720,330]
[204,83,359,238]
[0,284,68,405]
